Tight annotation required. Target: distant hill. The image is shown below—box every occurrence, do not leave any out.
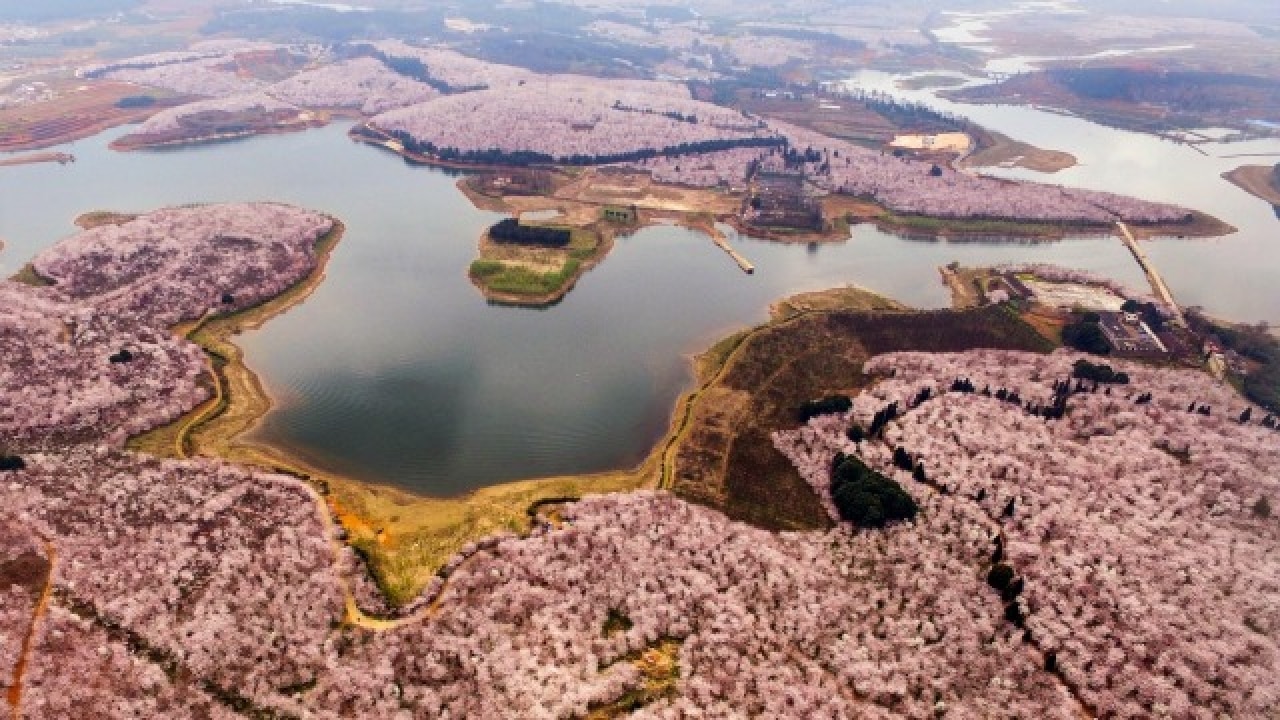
[0,0,139,22]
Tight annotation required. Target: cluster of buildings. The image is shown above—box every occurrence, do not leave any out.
[1096,312,1168,357]
[987,271,1180,360]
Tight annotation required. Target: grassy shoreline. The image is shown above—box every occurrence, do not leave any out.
[876,209,1233,240]
[127,219,349,463]
[109,114,328,152]
[10,263,54,287]
[115,178,1227,607]
[124,224,906,605]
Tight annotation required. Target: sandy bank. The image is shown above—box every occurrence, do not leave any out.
[961,130,1076,173]
[1223,164,1280,207]
[0,152,75,167]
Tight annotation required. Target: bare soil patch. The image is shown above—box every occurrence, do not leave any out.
[1223,165,1280,207]
[737,93,898,146]
[961,130,1077,173]
[74,211,139,229]
[668,290,1054,532]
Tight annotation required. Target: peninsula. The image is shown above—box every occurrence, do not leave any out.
[1224,163,1280,207]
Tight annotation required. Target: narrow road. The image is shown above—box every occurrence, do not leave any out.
[1116,222,1186,328]
[7,540,55,720]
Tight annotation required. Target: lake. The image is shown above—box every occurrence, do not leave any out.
[1,86,1276,495]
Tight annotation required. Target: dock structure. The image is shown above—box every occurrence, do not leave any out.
[1116,221,1186,328]
[712,233,755,274]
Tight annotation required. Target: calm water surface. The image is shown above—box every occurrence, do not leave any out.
[850,68,1280,323]
[1,90,1276,494]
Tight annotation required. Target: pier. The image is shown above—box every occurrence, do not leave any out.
[712,233,755,274]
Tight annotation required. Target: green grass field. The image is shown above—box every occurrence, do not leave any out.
[470,258,582,295]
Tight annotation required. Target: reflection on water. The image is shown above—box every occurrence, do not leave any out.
[0,98,1275,494]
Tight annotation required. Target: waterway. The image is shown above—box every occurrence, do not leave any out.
[1,85,1276,494]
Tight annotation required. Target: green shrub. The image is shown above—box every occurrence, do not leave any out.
[602,608,633,637]
[892,446,913,471]
[1072,359,1129,384]
[471,259,581,296]
[1062,320,1111,355]
[830,455,918,528]
[488,217,571,247]
[846,424,865,443]
[987,562,1015,591]
[1254,497,1272,519]
[798,394,851,422]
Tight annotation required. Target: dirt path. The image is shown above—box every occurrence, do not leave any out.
[960,131,1076,173]
[939,265,983,309]
[7,540,54,720]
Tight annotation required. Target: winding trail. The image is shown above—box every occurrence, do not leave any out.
[173,311,221,458]
[659,302,868,489]
[174,310,440,632]
[6,540,54,720]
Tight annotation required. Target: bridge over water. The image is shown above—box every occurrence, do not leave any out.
[1116,221,1186,328]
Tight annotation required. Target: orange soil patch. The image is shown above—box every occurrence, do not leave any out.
[6,542,54,715]
[1021,305,1069,345]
